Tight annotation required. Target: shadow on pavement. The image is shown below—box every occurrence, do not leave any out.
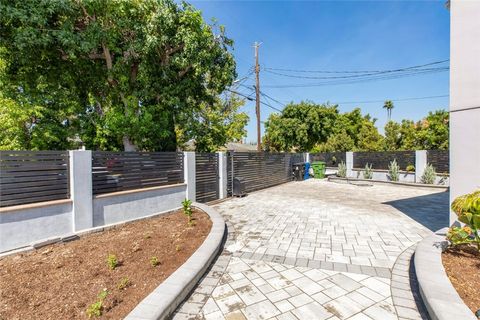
[383,190,450,232]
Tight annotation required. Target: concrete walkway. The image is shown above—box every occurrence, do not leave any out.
[172,180,449,320]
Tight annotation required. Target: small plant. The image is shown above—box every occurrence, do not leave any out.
[182,198,193,225]
[363,163,373,179]
[406,164,415,172]
[117,277,130,290]
[106,254,118,270]
[175,244,182,252]
[150,256,160,267]
[421,164,436,184]
[447,190,480,252]
[388,159,400,182]
[337,161,347,178]
[86,289,108,318]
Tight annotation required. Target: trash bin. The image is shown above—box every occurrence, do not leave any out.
[304,162,311,180]
[311,161,326,178]
[233,177,246,197]
[292,163,305,181]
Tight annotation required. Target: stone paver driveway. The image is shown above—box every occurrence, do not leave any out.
[173,180,449,320]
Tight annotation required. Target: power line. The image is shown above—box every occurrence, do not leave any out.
[260,91,286,107]
[227,89,282,112]
[334,94,449,105]
[263,59,449,74]
[259,92,283,112]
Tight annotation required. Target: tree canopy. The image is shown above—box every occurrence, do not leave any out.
[0,0,247,151]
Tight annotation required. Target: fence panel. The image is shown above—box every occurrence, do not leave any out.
[353,151,415,170]
[195,153,219,203]
[228,152,296,195]
[310,152,346,167]
[92,152,183,195]
[427,150,449,173]
[0,151,70,207]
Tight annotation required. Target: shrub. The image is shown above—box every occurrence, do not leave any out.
[86,289,108,318]
[150,256,160,267]
[337,161,347,178]
[388,159,400,182]
[406,164,415,172]
[117,277,130,290]
[447,190,480,252]
[363,163,373,179]
[106,254,118,270]
[182,198,193,225]
[421,164,436,184]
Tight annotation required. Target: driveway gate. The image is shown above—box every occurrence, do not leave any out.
[195,153,219,203]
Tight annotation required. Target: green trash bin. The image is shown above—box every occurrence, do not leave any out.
[311,161,326,178]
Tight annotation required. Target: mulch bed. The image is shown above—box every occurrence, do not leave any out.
[0,209,212,319]
[442,245,480,314]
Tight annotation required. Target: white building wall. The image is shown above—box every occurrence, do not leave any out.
[449,0,480,224]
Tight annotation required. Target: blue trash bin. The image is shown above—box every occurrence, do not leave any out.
[304,162,310,180]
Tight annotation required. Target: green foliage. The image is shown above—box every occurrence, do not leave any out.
[388,159,400,182]
[421,164,436,184]
[182,199,193,225]
[337,161,347,178]
[150,256,160,267]
[0,0,237,151]
[117,277,130,290]
[86,289,108,318]
[406,164,415,172]
[448,190,480,251]
[363,163,373,179]
[106,254,118,270]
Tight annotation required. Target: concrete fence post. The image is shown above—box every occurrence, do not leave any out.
[183,152,196,201]
[305,152,310,163]
[217,152,228,199]
[69,150,93,231]
[415,150,427,183]
[346,152,353,177]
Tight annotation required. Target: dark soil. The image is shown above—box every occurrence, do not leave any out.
[442,245,480,314]
[0,209,211,319]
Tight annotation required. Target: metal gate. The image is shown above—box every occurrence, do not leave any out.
[195,153,219,203]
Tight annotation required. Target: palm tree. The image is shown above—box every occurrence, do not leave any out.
[383,100,394,121]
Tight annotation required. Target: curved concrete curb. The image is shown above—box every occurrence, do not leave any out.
[414,228,476,320]
[125,202,226,320]
[328,176,449,189]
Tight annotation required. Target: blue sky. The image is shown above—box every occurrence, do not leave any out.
[190,0,450,142]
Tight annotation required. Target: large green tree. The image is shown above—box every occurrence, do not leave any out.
[0,0,237,151]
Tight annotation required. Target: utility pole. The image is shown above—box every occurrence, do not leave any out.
[254,42,261,152]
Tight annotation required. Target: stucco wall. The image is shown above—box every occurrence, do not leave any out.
[450,0,480,224]
[0,201,73,253]
[92,184,187,227]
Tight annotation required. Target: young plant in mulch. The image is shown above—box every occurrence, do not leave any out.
[117,277,130,290]
[150,256,160,267]
[337,161,347,178]
[388,159,400,182]
[421,164,437,185]
[86,289,108,318]
[106,254,118,270]
[447,190,480,253]
[363,163,373,179]
[182,198,194,226]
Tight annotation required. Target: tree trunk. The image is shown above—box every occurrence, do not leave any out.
[123,136,137,151]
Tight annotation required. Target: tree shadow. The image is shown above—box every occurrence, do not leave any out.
[383,190,450,232]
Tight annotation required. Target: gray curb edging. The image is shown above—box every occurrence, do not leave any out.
[328,176,449,189]
[124,202,226,320]
[414,228,476,320]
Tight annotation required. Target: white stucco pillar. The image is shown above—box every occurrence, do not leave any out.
[69,150,93,231]
[345,152,353,177]
[415,150,427,183]
[305,152,310,163]
[450,0,480,225]
[217,152,228,199]
[183,152,196,201]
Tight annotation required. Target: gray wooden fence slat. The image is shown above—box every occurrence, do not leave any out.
[195,153,219,203]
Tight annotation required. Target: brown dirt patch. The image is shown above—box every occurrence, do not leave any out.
[0,209,212,319]
[442,245,480,314]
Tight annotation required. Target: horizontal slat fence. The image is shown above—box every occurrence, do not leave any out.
[92,152,183,195]
[353,151,415,170]
[310,152,346,167]
[228,152,296,195]
[195,153,219,203]
[0,151,70,207]
[427,150,449,173]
